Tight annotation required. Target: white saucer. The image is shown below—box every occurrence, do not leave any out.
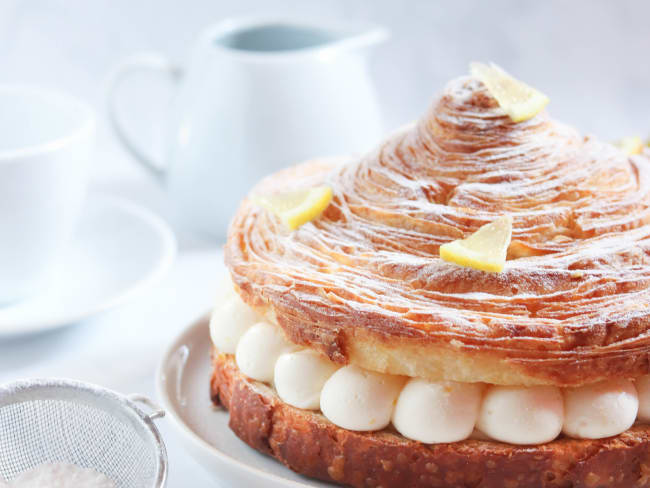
[157,314,332,487]
[0,195,176,336]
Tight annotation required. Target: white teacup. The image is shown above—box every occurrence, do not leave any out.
[0,86,94,303]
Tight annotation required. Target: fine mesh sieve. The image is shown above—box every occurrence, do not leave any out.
[0,378,167,487]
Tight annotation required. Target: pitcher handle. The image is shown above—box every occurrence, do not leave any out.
[107,52,182,182]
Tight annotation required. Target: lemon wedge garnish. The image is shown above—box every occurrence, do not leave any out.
[614,136,644,155]
[440,216,513,273]
[253,185,333,230]
[470,62,550,123]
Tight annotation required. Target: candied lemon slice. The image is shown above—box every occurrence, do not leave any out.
[440,216,513,273]
[470,62,549,123]
[253,185,333,230]
[614,136,644,155]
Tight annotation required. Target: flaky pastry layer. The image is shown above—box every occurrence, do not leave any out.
[225,76,650,387]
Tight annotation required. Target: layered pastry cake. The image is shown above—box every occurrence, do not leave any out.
[209,63,650,487]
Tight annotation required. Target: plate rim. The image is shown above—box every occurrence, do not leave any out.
[0,194,177,336]
[156,312,318,488]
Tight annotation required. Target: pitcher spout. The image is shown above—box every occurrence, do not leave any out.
[326,21,390,52]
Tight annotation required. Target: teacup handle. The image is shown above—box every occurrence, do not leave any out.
[107,53,182,182]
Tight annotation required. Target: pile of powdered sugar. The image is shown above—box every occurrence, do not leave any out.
[0,463,116,488]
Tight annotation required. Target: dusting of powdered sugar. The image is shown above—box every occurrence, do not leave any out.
[226,74,650,363]
[2,463,116,488]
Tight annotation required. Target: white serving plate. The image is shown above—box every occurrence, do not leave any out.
[157,314,334,487]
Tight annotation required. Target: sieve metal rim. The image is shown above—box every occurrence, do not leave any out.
[0,377,168,488]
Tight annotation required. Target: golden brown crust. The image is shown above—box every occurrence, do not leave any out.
[211,351,650,488]
[225,75,650,387]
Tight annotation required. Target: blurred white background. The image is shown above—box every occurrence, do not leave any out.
[1,0,649,240]
[0,2,648,486]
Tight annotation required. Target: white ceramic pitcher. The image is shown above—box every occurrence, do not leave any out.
[109,17,388,239]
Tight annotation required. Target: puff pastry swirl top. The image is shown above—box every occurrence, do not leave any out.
[225,76,650,387]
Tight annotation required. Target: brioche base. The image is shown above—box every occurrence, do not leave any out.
[210,351,650,488]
